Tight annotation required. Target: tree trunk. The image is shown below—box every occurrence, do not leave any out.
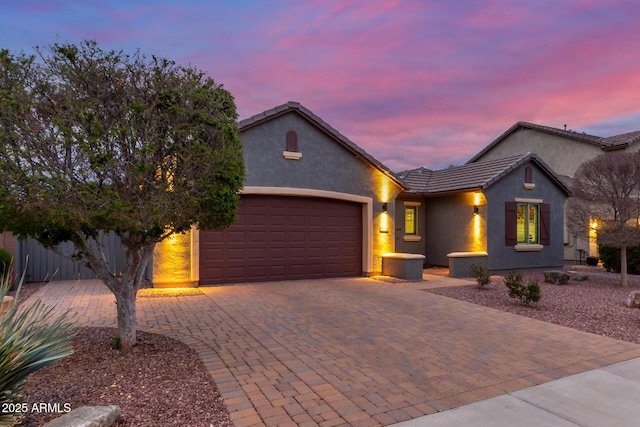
[621,245,628,287]
[108,242,155,350]
[114,284,137,349]
[71,235,155,351]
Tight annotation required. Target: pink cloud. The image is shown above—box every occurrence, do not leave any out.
[4,0,640,171]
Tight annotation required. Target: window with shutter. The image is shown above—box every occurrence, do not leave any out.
[507,200,549,250]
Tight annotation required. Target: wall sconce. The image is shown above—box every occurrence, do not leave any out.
[382,203,388,213]
[473,205,479,215]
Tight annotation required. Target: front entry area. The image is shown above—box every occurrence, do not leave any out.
[199,195,362,285]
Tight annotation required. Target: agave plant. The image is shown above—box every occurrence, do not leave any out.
[0,266,76,426]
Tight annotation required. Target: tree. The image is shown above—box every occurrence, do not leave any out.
[567,151,640,286]
[0,41,244,349]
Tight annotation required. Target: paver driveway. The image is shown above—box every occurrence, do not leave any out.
[33,276,640,426]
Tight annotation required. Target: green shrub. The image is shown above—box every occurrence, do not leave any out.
[0,248,12,280]
[504,270,541,306]
[598,244,640,274]
[0,270,76,426]
[469,263,490,288]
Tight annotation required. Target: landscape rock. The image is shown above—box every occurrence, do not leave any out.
[1,296,14,315]
[544,270,570,285]
[43,405,121,427]
[574,274,589,282]
[626,290,640,309]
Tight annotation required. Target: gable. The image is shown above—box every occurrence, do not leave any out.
[239,101,405,190]
[239,104,405,196]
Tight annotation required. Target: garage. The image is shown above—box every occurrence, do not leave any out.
[199,195,362,285]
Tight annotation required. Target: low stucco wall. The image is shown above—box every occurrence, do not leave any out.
[448,251,488,278]
[382,253,425,280]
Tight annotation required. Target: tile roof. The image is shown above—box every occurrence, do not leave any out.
[467,121,640,163]
[600,130,640,149]
[238,101,407,190]
[400,153,570,196]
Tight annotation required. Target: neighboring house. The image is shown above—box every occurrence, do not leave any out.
[397,153,571,275]
[467,121,640,261]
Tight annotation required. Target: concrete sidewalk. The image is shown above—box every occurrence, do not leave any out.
[392,357,640,427]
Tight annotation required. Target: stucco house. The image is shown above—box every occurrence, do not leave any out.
[397,153,571,275]
[467,121,640,262]
[188,101,407,285]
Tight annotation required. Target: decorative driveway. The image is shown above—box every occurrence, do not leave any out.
[33,276,640,426]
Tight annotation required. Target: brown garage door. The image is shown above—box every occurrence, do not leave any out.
[199,195,362,285]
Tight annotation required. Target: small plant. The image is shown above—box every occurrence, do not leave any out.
[504,270,541,306]
[111,335,121,350]
[1,265,76,426]
[469,263,490,288]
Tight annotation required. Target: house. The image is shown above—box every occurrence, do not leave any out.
[467,122,640,261]
[186,101,408,285]
[5,105,579,284]
[397,153,571,276]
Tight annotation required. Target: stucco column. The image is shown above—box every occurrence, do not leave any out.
[152,228,199,288]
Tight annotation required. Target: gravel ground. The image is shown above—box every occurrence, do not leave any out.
[8,283,230,427]
[425,265,640,344]
[16,327,231,427]
[9,266,640,426]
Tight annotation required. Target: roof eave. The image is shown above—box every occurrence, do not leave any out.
[409,187,483,197]
[601,143,629,152]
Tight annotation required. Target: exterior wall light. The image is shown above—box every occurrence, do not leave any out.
[382,203,388,213]
[473,205,479,215]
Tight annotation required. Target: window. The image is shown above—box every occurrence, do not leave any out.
[517,202,538,244]
[505,200,550,248]
[403,201,422,241]
[405,206,417,235]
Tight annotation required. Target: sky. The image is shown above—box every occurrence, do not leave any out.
[2,0,640,172]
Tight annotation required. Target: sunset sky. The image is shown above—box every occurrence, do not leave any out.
[2,0,639,171]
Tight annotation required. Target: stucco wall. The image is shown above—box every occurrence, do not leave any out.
[423,192,487,267]
[484,161,568,272]
[240,111,404,273]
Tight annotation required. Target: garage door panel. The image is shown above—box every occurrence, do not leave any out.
[199,195,362,285]
[270,247,287,258]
